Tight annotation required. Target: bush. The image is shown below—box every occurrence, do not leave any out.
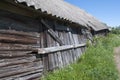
[111,28,120,34]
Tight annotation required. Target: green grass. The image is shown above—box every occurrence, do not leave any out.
[41,34,120,80]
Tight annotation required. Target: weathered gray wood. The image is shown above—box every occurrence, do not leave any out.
[0,43,32,48]
[0,51,33,58]
[0,56,36,67]
[53,38,59,69]
[66,30,72,64]
[0,30,39,37]
[14,72,42,80]
[0,59,41,71]
[1,69,43,80]
[0,47,33,51]
[48,28,63,45]
[0,35,37,44]
[1,61,43,80]
[41,19,64,45]
[35,43,86,54]
[0,51,32,55]
[58,31,66,67]
[78,29,85,56]
[38,24,49,73]
[42,30,49,71]
[72,29,82,60]
[54,22,63,68]
[0,60,43,78]
[0,66,42,78]
[46,31,55,71]
[0,43,34,51]
[67,27,75,63]
[63,31,69,65]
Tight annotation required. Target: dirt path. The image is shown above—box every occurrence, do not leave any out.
[114,47,120,77]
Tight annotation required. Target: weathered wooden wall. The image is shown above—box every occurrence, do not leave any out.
[0,30,43,80]
[0,10,87,80]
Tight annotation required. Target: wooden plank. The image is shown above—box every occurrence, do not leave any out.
[38,23,48,73]
[0,58,39,70]
[0,56,36,67]
[67,27,75,63]
[66,30,73,64]
[41,19,64,45]
[53,48,59,69]
[0,51,32,58]
[0,43,33,51]
[0,55,33,59]
[53,22,60,69]
[54,22,63,68]
[0,62,41,74]
[0,60,43,77]
[14,72,42,80]
[0,51,32,54]
[0,36,37,44]
[0,30,39,37]
[58,31,67,67]
[0,66,42,78]
[0,47,33,51]
[41,29,49,71]
[71,29,77,61]
[1,69,43,80]
[77,29,85,56]
[73,28,83,60]
[0,43,32,48]
[46,29,55,71]
[63,31,69,65]
[0,56,36,63]
[35,43,86,54]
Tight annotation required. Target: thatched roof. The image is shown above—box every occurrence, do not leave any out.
[15,0,108,31]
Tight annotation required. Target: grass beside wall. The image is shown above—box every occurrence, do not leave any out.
[41,34,120,80]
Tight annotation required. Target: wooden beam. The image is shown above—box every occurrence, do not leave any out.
[41,19,64,45]
[34,43,86,54]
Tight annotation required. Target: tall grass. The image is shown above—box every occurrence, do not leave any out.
[41,34,120,80]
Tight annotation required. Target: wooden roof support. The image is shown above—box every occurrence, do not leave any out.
[41,19,64,45]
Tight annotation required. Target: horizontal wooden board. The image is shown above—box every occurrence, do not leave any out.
[0,56,36,67]
[35,43,86,54]
[0,43,34,51]
[1,70,43,80]
[0,30,39,38]
[0,60,43,78]
[0,34,37,44]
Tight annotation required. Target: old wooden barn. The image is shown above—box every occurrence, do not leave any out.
[0,0,108,79]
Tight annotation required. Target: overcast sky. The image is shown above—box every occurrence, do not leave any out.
[65,0,120,27]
